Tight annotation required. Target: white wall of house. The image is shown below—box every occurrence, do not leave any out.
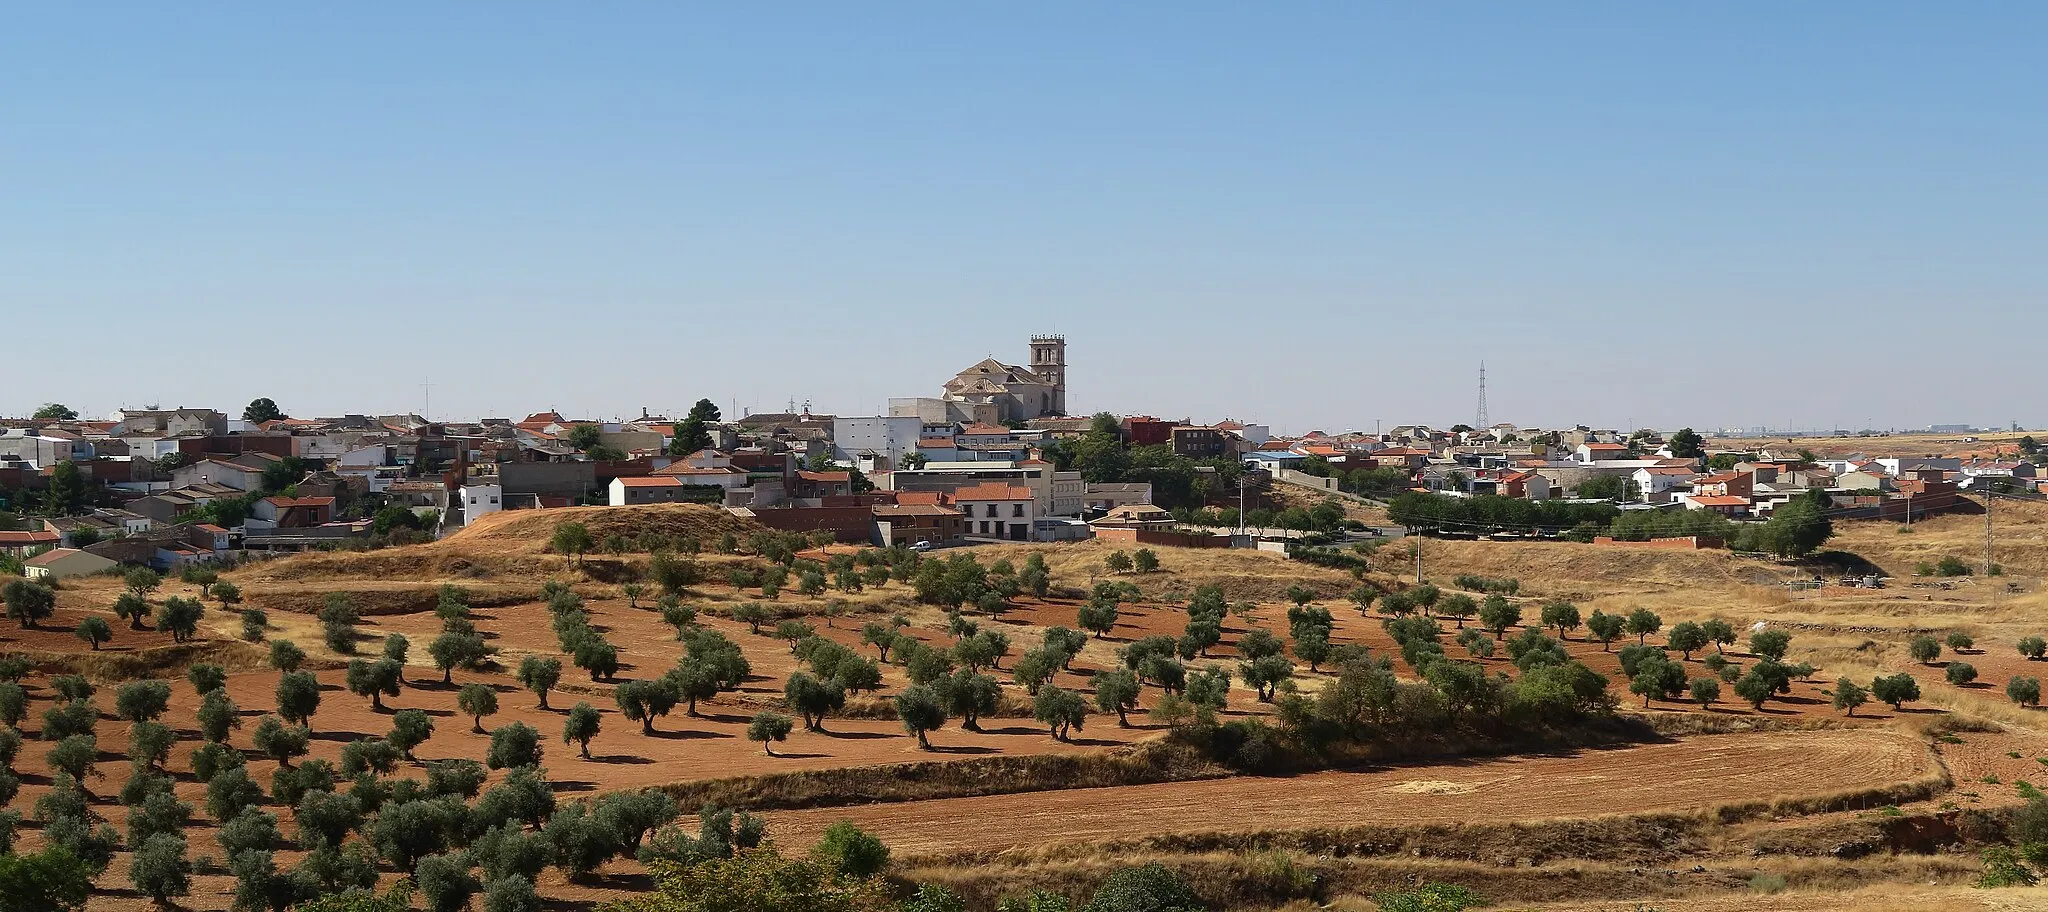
[957,496,1036,541]
[833,416,923,469]
[460,484,503,524]
[1877,457,1961,477]
[337,445,389,469]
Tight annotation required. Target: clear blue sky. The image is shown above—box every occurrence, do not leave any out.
[5,5,2043,435]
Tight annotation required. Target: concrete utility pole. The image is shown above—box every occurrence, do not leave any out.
[1986,488,1996,578]
[1413,537,1423,584]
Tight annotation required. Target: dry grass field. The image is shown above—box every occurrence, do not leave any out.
[11,498,2048,910]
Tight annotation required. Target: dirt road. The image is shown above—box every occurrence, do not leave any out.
[768,728,1933,856]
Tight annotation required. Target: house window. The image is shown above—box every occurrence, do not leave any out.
[985,504,998,517]
[1012,503,1024,517]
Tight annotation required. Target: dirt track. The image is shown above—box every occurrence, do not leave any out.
[767,728,1934,856]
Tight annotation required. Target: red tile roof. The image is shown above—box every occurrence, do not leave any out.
[0,531,61,546]
[617,477,686,487]
[23,548,91,567]
[797,471,850,483]
[950,483,1033,501]
[1689,495,1750,507]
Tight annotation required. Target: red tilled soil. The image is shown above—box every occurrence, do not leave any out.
[4,561,1957,910]
[766,728,1935,857]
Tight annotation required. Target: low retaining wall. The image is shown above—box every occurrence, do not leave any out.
[1591,536,1724,550]
[1093,527,1231,548]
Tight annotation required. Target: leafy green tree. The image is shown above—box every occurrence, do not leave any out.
[1624,608,1662,645]
[614,678,680,734]
[668,399,722,456]
[47,734,99,783]
[1032,686,1087,741]
[128,833,192,905]
[1749,629,1792,662]
[505,655,560,709]
[1092,669,1142,726]
[243,397,287,423]
[1081,864,1201,912]
[1946,631,1974,653]
[894,685,947,750]
[1870,673,1921,709]
[1585,609,1624,651]
[1078,597,1120,638]
[194,689,239,743]
[459,683,501,733]
[1104,551,1134,574]
[813,820,890,878]
[1733,670,1775,709]
[275,671,321,726]
[346,659,403,711]
[0,844,94,911]
[2,579,55,628]
[205,765,265,822]
[52,674,95,703]
[252,716,309,767]
[1539,601,1581,639]
[1478,595,1520,641]
[551,521,594,566]
[153,596,204,643]
[318,593,360,655]
[487,722,544,770]
[783,672,845,732]
[1666,621,1708,660]
[1761,488,1834,558]
[128,721,176,771]
[2007,676,2041,707]
[417,852,483,912]
[1688,676,1720,708]
[1667,427,1705,459]
[113,592,152,631]
[554,701,601,759]
[1909,635,1942,665]
[370,799,454,872]
[116,680,173,723]
[1239,654,1294,701]
[239,607,268,642]
[1948,662,1979,686]
[44,461,86,516]
[72,616,111,651]
[747,711,795,756]
[388,709,435,760]
[2019,636,2047,660]
[429,631,487,684]
[1132,549,1160,573]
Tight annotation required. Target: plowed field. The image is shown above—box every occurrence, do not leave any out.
[767,728,1934,856]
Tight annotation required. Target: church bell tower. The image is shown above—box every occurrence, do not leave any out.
[1029,335,1067,416]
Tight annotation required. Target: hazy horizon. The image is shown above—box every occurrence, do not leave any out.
[6,5,2043,433]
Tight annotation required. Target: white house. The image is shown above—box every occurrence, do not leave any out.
[610,477,691,506]
[952,482,1036,541]
[1575,442,1630,464]
[459,483,503,525]
[1632,466,1701,505]
[23,548,118,580]
[832,416,924,471]
[1876,457,1961,477]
